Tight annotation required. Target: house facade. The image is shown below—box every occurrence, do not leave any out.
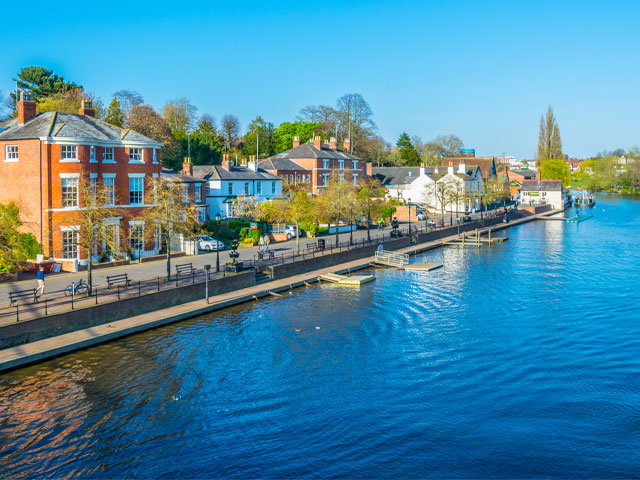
[506,169,536,200]
[0,93,163,268]
[193,155,282,219]
[520,180,569,210]
[260,136,369,194]
[161,159,208,223]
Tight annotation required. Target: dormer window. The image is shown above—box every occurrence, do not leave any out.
[61,145,77,161]
[129,147,143,163]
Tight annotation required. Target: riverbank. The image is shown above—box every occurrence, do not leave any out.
[0,211,552,372]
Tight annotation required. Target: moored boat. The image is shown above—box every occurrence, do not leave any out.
[573,191,596,208]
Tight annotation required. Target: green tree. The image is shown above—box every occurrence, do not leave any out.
[316,174,358,246]
[126,104,180,169]
[396,132,421,166]
[162,97,198,134]
[36,88,105,118]
[279,184,316,253]
[242,116,275,159]
[537,106,563,163]
[0,202,41,273]
[177,115,223,165]
[357,178,387,241]
[12,66,80,104]
[273,121,318,152]
[105,97,124,127]
[540,159,571,186]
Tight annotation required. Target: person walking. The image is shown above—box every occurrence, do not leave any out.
[264,234,271,251]
[36,266,45,297]
[259,234,265,252]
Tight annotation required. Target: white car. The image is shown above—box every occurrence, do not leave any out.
[285,225,298,239]
[195,235,224,252]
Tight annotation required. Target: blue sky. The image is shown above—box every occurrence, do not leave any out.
[2,0,638,158]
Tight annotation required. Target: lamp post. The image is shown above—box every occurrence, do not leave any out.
[215,213,221,272]
[349,206,354,245]
[408,197,412,235]
[204,264,211,303]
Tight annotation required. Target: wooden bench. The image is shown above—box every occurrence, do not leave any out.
[175,262,195,277]
[107,273,131,289]
[306,240,331,252]
[9,288,39,306]
[257,249,275,260]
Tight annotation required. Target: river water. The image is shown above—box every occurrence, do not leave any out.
[1,195,639,479]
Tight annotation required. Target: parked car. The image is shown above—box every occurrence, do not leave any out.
[194,235,224,252]
[285,225,298,239]
[356,217,373,229]
[417,212,427,221]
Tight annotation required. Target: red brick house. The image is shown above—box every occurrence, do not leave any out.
[0,92,163,268]
[259,136,370,194]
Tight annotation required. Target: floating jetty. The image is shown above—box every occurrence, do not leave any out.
[318,273,375,286]
[398,263,443,272]
[444,228,508,247]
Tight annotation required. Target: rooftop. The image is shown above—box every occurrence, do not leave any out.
[192,164,280,182]
[521,180,563,191]
[266,142,361,162]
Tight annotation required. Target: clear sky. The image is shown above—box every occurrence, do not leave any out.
[2,0,638,159]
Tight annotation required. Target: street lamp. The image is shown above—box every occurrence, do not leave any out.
[408,197,412,235]
[215,213,221,272]
[204,264,211,303]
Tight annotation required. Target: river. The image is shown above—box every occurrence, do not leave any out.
[1,194,639,479]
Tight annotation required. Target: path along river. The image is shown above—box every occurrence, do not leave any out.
[1,194,639,479]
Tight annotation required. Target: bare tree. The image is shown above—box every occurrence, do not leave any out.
[162,97,198,134]
[113,90,144,118]
[336,93,376,154]
[221,114,241,149]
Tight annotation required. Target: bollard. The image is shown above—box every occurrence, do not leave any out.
[139,281,141,295]
[45,299,48,316]
[15,305,19,322]
[117,284,120,300]
[192,271,195,284]
[95,288,98,304]
[176,276,178,288]
[158,276,160,291]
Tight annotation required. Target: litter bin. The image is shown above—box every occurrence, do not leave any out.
[317,239,326,250]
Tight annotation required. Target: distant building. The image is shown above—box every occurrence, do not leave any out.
[193,155,282,219]
[437,152,497,181]
[520,180,569,210]
[260,136,370,194]
[506,169,536,200]
[161,159,208,223]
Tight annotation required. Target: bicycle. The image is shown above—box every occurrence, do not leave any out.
[65,279,89,297]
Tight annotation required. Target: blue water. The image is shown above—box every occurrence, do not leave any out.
[1,195,640,479]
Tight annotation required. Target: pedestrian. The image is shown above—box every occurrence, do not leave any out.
[259,234,265,251]
[36,266,45,297]
[264,234,271,251]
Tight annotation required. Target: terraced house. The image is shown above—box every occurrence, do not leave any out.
[259,136,369,194]
[0,92,163,270]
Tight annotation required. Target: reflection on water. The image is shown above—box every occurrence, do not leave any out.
[1,195,640,479]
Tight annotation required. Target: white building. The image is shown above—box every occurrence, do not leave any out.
[193,155,283,219]
[372,164,482,213]
[520,180,569,210]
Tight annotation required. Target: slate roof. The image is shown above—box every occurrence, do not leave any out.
[372,166,475,186]
[161,168,206,183]
[521,180,563,191]
[259,157,309,171]
[267,142,361,161]
[192,164,279,181]
[511,169,536,179]
[0,112,161,145]
[439,157,496,179]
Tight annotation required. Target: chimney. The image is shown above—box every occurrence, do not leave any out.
[293,136,300,148]
[247,156,258,172]
[458,162,466,174]
[182,157,193,176]
[365,162,372,177]
[78,99,96,117]
[313,136,322,149]
[434,165,439,174]
[420,163,428,176]
[447,165,454,175]
[343,138,351,153]
[329,137,336,150]
[222,154,231,171]
[17,91,36,125]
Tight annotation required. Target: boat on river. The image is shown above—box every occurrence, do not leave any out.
[573,191,596,208]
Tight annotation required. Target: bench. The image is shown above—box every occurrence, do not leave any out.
[306,240,331,252]
[257,249,275,260]
[107,273,131,289]
[175,262,195,277]
[9,288,39,306]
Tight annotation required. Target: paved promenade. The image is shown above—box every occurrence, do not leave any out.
[0,210,550,373]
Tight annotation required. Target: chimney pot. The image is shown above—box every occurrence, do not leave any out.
[79,99,96,117]
[293,136,300,148]
[343,138,351,153]
[329,137,336,150]
[182,157,193,176]
[17,91,37,125]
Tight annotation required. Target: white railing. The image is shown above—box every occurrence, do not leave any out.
[374,249,409,267]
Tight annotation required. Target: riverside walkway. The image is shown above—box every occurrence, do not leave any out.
[0,210,557,373]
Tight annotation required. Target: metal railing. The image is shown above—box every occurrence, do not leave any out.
[374,250,409,267]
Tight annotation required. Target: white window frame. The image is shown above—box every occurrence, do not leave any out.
[256,181,262,195]
[182,184,189,203]
[128,147,143,163]
[60,226,80,260]
[339,159,344,169]
[60,145,78,162]
[60,173,80,208]
[271,181,276,194]
[353,173,358,186]
[103,174,116,206]
[323,159,329,169]
[228,182,233,195]
[90,173,98,203]
[128,174,145,205]
[4,145,18,162]
[338,173,345,183]
[195,183,202,202]
[128,221,145,252]
[323,173,329,185]
[153,149,158,164]
[103,147,115,163]
[352,160,358,170]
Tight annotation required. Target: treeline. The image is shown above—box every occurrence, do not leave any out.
[573,152,640,193]
[2,66,465,169]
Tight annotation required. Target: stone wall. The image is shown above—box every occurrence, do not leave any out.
[0,270,255,349]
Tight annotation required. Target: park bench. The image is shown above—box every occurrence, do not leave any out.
[9,288,39,306]
[107,273,131,289]
[175,262,195,277]
[257,249,274,260]
[306,240,330,252]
